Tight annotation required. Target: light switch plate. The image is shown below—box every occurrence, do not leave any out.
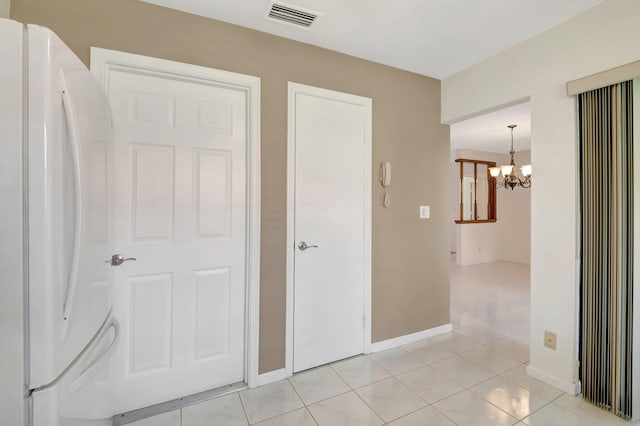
[419,205,430,219]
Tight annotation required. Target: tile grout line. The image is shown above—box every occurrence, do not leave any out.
[236,390,251,425]
[329,358,393,390]
[421,354,527,423]
[285,377,320,425]
[247,406,304,425]
[428,402,461,426]
[462,385,521,424]
[365,353,402,376]
[332,360,420,424]
[293,364,387,425]
[353,359,437,424]
[518,398,554,423]
[349,383,388,424]
[465,363,567,423]
[307,387,353,406]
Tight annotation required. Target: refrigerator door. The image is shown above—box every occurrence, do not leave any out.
[26,24,116,425]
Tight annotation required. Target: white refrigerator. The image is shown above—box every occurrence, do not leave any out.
[0,18,118,426]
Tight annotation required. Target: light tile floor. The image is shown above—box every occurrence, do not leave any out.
[130,261,634,425]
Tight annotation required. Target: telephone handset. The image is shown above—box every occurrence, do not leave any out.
[379,161,391,207]
[380,161,391,187]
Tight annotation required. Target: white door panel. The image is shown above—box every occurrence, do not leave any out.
[291,86,371,372]
[107,66,247,412]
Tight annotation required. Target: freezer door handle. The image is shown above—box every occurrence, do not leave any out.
[30,308,114,394]
[69,319,120,394]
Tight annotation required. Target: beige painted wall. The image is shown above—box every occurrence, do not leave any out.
[0,0,9,18]
[442,0,640,393]
[12,0,450,374]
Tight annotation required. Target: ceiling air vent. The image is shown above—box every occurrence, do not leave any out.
[266,1,319,29]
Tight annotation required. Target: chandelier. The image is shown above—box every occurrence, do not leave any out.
[489,124,532,190]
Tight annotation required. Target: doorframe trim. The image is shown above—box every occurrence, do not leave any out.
[285,82,372,377]
[89,48,262,388]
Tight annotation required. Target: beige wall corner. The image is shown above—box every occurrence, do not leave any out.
[0,0,10,18]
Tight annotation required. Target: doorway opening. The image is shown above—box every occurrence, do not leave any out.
[447,101,532,357]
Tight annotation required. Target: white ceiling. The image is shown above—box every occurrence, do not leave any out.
[450,101,531,154]
[142,0,604,79]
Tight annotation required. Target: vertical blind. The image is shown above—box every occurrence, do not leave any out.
[579,80,634,419]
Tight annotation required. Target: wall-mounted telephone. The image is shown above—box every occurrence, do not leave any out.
[379,161,391,207]
[380,161,391,187]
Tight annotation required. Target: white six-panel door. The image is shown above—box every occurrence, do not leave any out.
[288,83,372,373]
[94,52,254,412]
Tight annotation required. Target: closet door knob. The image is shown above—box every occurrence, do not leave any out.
[298,242,319,251]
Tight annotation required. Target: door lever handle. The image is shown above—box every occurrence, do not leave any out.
[105,254,137,266]
[298,241,319,251]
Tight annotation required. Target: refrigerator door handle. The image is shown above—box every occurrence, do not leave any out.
[60,72,83,328]
[30,308,113,394]
[69,319,120,394]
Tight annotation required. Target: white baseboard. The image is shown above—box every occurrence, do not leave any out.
[526,365,581,395]
[255,368,290,387]
[255,324,453,387]
[368,323,453,353]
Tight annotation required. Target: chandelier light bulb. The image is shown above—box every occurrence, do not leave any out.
[501,165,514,177]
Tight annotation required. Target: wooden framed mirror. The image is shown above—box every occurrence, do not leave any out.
[455,158,497,224]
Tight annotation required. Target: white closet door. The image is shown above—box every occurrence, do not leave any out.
[291,84,371,372]
[106,62,247,412]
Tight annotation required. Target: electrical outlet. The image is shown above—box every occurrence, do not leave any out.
[544,330,557,350]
